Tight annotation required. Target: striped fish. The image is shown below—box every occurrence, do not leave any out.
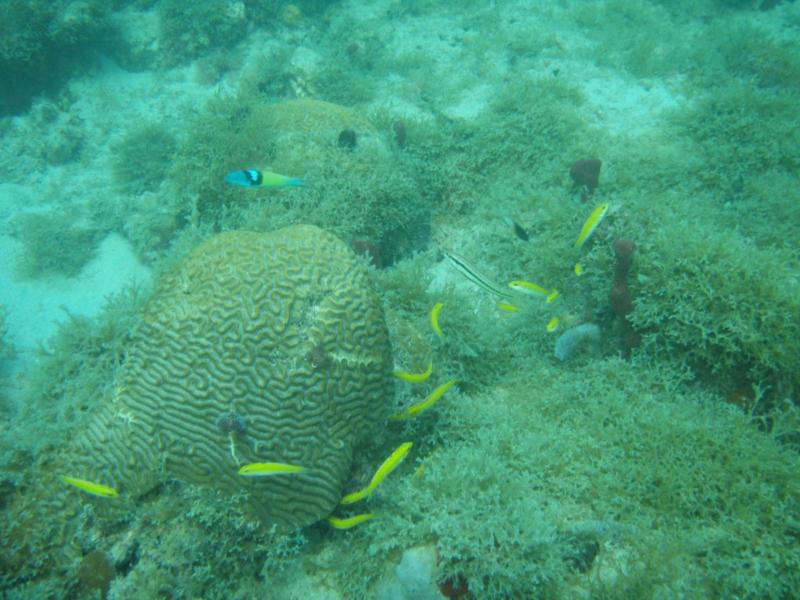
[444,251,513,299]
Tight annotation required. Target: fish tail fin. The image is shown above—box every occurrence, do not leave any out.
[286,177,305,187]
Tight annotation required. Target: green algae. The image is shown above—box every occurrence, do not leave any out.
[13,211,102,279]
[0,0,110,115]
[111,123,177,195]
[315,357,800,599]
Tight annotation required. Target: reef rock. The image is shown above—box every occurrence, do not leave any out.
[67,224,393,528]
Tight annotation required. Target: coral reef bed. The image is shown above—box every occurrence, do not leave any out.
[0,0,799,598]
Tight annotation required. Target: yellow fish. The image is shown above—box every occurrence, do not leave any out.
[394,361,433,383]
[508,279,551,298]
[326,513,375,529]
[341,442,413,504]
[365,442,412,495]
[430,302,444,339]
[237,462,306,476]
[340,488,368,505]
[391,380,457,420]
[574,202,609,248]
[574,262,583,276]
[496,301,519,312]
[547,317,561,332]
[546,290,560,303]
[60,475,119,498]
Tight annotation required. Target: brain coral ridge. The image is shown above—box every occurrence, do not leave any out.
[67,224,393,528]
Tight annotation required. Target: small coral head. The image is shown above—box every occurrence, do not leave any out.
[569,158,602,192]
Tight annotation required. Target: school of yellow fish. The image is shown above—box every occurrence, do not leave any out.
[60,202,609,531]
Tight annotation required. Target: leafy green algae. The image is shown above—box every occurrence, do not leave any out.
[13,211,101,279]
[318,357,800,599]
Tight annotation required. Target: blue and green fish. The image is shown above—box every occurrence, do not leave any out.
[225,168,304,189]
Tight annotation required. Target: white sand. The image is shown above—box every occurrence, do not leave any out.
[0,226,151,375]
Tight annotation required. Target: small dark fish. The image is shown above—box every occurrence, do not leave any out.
[512,221,529,242]
[338,128,357,150]
[503,215,529,241]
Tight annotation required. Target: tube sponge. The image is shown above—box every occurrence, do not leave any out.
[554,324,601,361]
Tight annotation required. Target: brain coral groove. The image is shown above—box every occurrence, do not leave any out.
[69,225,393,528]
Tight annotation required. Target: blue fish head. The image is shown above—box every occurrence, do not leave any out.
[225,169,262,187]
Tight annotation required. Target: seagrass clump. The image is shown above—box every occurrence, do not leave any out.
[68,224,393,528]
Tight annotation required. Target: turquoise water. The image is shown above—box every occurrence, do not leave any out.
[1,1,799,598]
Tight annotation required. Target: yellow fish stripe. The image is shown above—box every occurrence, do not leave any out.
[394,361,433,383]
[508,279,551,298]
[237,462,306,476]
[391,380,457,420]
[546,290,560,303]
[340,488,369,505]
[430,302,444,339]
[547,317,561,332]
[60,475,119,498]
[496,301,519,312]
[574,202,609,248]
[366,442,412,496]
[340,442,413,504]
[326,513,375,529]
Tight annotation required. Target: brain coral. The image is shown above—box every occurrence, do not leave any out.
[68,224,393,528]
